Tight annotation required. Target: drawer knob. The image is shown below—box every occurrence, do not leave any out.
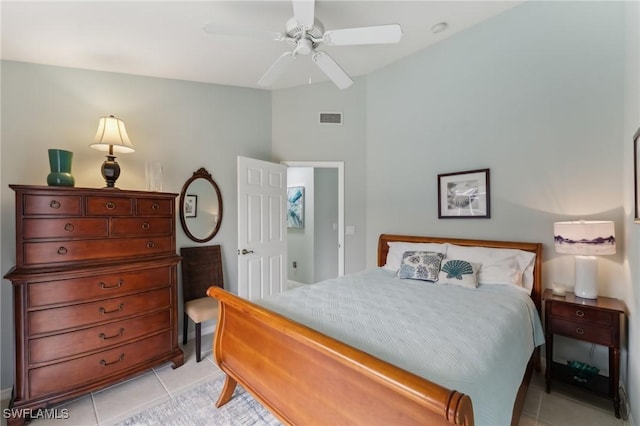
[99,280,123,290]
[99,354,125,367]
[106,202,116,210]
[57,247,68,255]
[99,303,124,314]
[146,241,156,249]
[152,203,160,210]
[576,310,585,317]
[64,223,75,232]
[141,222,150,230]
[49,200,61,209]
[99,328,125,340]
[576,327,585,335]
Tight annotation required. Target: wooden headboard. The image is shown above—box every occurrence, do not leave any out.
[377,234,543,314]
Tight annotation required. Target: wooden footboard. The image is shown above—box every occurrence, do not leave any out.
[206,286,474,426]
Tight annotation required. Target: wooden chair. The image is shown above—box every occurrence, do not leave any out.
[180,245,224,362]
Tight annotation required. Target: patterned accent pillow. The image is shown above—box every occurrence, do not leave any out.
[396,251,445,282]
[438,259,481,289]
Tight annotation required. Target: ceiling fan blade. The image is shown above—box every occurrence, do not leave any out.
[258,51,296,87]
[312,51,353,90]
[323,24,402,46]
[292,0,315,30]
[203,22,284,42]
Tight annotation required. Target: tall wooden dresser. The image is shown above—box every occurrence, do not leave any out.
[4,185,184,425]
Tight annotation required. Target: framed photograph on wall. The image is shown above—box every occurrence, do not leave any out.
[438,169,490,218]
[184,194,198,218]
[634,126,640,222]
[287,186,304,228]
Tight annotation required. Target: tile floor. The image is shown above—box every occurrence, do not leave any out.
[1,334,631,426]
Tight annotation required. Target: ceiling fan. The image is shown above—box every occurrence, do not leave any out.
[203,0,403,90]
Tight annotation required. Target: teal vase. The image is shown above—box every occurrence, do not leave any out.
[47,149,75,187]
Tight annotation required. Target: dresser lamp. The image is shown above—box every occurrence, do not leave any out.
[553,220,616,299]
[90,115,135,188]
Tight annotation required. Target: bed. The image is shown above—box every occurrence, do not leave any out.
[207,234,544,425]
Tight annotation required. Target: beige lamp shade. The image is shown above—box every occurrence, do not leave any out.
[553,220,616,255]
[90,115,135,154]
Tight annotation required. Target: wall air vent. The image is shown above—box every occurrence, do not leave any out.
[319,112,343,125]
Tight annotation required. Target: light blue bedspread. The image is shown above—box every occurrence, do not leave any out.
[258,268,545,426]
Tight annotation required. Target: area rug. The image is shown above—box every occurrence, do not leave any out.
[115,375,281,426]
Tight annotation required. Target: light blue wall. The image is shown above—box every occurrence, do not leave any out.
[272,80,368,274]
[366,1,624,265]
[0,61,272,390]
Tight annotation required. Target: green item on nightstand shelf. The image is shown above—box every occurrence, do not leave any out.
[47,148,75,187]
[567,360,599,380]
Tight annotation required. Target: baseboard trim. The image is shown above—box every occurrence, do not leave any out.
[1,387,12,401]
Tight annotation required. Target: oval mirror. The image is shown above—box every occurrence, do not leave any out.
[179,167,223,243]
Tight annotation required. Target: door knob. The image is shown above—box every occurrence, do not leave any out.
[239,249,254,255]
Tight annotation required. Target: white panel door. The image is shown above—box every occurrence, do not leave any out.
[237,156,287,300]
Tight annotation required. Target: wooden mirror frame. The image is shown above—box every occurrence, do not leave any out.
[634,126,640,222]
[179,167,223,243]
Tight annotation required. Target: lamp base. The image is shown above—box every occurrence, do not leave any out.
[574,255,598,299]
[101,155,121,189]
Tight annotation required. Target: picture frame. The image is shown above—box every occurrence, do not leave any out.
[634,126,640,222]
[438,168,490,218]
[287,186,305,228]
[184,194,198,218]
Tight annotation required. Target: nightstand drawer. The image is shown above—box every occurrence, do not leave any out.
[550,318,613,346]
[550,303,614,326]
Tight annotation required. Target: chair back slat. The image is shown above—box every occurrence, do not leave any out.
[180,245,224,303]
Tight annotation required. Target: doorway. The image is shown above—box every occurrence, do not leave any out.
[282,161,344,285]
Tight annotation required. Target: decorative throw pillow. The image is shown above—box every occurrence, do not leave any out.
[438,259,481,289]
[396,251,445,282]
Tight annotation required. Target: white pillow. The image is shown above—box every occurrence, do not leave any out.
[446,244,536,293]
[383,242,448,272]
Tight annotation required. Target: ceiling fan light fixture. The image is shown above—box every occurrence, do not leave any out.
[295,38,313,55]
[208,0,401,90]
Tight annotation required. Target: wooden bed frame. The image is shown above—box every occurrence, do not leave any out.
[206,234,542,426]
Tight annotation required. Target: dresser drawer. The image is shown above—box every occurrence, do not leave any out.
[28,266,172,307]
[137,198,172,216]
[23,236,174,265]
[111,218,173,237]
[550,303,614,326]
[23,195,82,216]
[29,331,172,398]
[30,309,171,364]
[86,196,133,216]
[29,288,171,335]
[550,318,613,346]
[23,218,108,240]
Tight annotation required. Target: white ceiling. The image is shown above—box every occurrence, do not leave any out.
[1,1,523,91]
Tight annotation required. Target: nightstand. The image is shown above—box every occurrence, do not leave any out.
[543,289,625,418]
